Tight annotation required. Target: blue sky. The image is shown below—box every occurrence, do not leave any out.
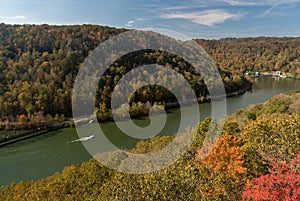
[0,0,300,39]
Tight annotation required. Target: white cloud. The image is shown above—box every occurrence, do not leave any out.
[161,10,245,27]
[5,15,25,20]
[219,0,300,6]
[218,0,261,6]
[125,20,135,27]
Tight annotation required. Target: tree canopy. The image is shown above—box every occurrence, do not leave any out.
[1,91,300,200]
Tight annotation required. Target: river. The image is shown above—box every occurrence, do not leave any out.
[1,77,300,186]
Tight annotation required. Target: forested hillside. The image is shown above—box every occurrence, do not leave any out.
[1,24,300,124]
[1,91,299,200]
[0,23,250,123]
[0,24,126,121]
[197,37,300,75]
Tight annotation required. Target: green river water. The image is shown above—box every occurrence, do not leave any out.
[1,77,300,186]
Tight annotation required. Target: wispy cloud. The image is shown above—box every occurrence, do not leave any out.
[156,5,205,11]
[219,0,300,6]
[258,4,279,17]
[136,17,146,21]
[161,10,245,27]
[258,1,298,17]
[125,20,135,27]
[219,0,300,18]
[267,0,300,5]
[218,0,261,6]
[5,15,25,20]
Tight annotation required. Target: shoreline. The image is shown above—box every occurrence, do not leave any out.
[0,84,252,147]
[0,122,69,147]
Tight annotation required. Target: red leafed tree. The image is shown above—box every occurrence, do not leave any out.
[242,154,300,201]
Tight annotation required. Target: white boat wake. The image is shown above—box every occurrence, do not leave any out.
[67,135,95,143]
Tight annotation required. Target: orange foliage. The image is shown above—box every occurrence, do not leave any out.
[196,133,246,177]
[18,114,28,125]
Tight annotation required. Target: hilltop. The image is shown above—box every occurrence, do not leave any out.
[0,23,252,123]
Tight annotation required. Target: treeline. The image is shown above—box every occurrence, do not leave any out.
[2,24,300,125]
[196,37,300,76]
[1,91,299,200]
[0,23,250,124]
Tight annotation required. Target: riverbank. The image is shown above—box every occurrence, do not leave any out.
[0,82,252,147]
[1,77,299,186]
[245,71,292,78]
[165,84,251,110]
[0,121,70,147]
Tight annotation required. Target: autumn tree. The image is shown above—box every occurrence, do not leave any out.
[242,154,300,201]
[196,133,247,200]
[18,114,27,125]
[197,133,246,177]
[241,113,300,178]
[0,24,253,121]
